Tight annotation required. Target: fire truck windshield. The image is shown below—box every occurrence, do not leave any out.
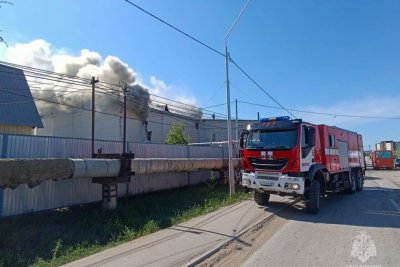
[376,151,391,158]
[246,129,298,150]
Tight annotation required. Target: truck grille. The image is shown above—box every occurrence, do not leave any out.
[256,173,280,181]
[248,157,288,171]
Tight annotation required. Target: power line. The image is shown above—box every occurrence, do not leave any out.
[1,61,230,119]
[225,0,253,40]
[122,0,225,57]
[0,63,224,119]
[1,77,233,131]
[0,61,91,83]
[98,81,228,118]
[120,0,294,120]
[238,100,400,120]
[202,102,228,109]
[0,87,230,133]
[230,58,297,118]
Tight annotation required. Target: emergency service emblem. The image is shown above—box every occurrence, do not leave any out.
[261,151,266,160]
[350,231,376,263]
[267,151,273,160]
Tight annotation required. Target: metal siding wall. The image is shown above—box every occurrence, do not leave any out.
[128,143,187,158]
[0,188,3,217]
[188,171,212,185]
[1,179,102,217]
[1,135,225,217]
[129,173,189,195]
[5,135,126,158]
[0,135,3,157]
[188,146,223,158]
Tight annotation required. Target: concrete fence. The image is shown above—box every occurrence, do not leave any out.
[0,134,229,217]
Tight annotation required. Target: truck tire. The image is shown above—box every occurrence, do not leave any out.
[254,191,270,205]
[345,172,357,194]
[356,170,363,191]
[306,181,320,214]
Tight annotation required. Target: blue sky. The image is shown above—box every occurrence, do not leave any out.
[1,0,400,149]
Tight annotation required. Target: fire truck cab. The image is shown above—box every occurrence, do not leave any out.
[240,116,365,214]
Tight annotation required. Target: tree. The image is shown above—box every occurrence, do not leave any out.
[165,124,190,145]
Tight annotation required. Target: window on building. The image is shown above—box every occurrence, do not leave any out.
[329,134,335,148]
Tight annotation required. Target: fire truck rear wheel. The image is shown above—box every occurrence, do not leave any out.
[254,191,270,205]
[345,172,357,194]
[356,170,363,191]
[306,181,320,214]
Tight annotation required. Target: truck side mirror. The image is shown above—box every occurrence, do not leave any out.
[240,130,248,148]
[306,126,315,147]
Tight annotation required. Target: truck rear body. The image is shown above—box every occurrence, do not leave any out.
[372,150,394,170]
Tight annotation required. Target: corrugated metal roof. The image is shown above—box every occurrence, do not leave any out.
[0,64,43,128]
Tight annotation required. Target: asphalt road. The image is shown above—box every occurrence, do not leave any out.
[241,170,400,267]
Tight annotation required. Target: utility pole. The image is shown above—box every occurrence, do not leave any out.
[122,86,129,154]
[224,0,252,195]
[91,76,99,158]
[235,99,238,141]
[224,45,235,195]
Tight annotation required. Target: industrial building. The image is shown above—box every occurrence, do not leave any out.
[0,63,256,217]
[375,140,400,152]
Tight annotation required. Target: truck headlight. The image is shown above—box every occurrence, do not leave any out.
[242,179,251,186]
[285,183,300,190]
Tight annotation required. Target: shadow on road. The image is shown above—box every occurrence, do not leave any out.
[259,182,400,229]
[364,175,383,181]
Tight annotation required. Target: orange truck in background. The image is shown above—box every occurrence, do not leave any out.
[372,150,395,170]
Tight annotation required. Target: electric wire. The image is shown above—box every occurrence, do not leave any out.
[122,0,225,57]
[238,100,400,120]
[1,61,229,118]
[0,87,230,132]
[230,58,297,118]
[120,0,295,120]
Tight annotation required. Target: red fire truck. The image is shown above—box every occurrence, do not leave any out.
[240,116,365,214]
[371,150,395,170]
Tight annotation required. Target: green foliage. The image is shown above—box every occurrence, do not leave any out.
[0,184,251,266]
[206,172,218,190]
[165,123,190,145]
[52,240,63,261]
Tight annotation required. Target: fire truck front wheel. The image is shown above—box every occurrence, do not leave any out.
[254,191,270,206]
[306,181,320,214]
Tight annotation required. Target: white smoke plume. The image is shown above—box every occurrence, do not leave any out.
[4,39,201,121]
[148,76,202,119]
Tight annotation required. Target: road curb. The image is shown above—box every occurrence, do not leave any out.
[183,198,299,267]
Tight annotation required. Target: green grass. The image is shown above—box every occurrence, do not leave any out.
[0,184,251,267]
